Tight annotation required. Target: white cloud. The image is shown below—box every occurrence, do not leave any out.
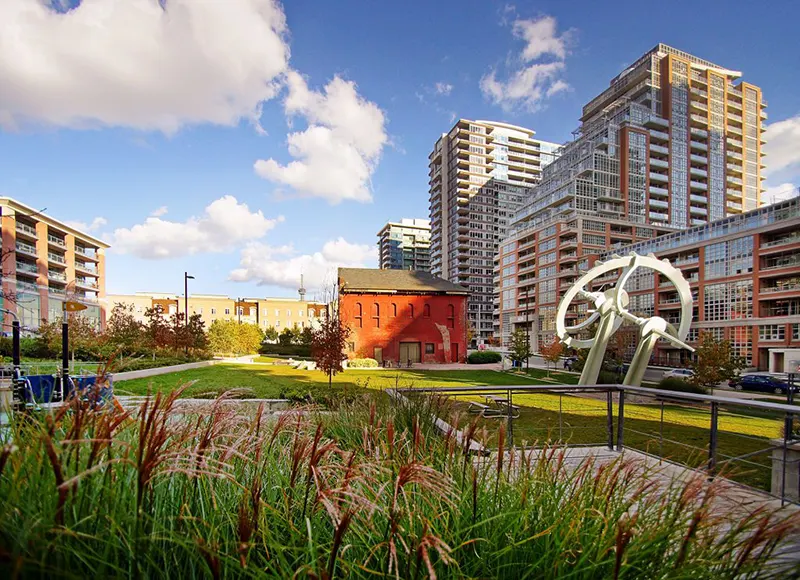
[762,183,799,205]
[481,15,573,112]
[254,71,388,204]
[434,82,453,96]
[0,0,289,133]
[111,195,282,259]
[66,216,107,233]
[150,206,168,217]
[763,114,800,184]
[230,237,378,291]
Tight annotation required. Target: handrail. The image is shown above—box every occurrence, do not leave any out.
[395,383,800,414]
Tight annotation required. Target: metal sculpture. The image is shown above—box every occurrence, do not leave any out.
[555,253,694,386]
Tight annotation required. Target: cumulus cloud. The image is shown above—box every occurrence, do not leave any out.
[0,0,289,133]
[230,237,378,291]
[762,183,799,205]
[763,114,800,185]
[111,195,282,259]
[66,216,107,233]
[150,206,168,217]
[434,82,453,96]
[480,15,573,112]
[254,71,388,204]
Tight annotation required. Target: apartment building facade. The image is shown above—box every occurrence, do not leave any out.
[428,118,559,344]
[105,293,326,332]
[495,44,766,349]
[592,197,800,371]
[0,197,108,331]
[377,218,431,271]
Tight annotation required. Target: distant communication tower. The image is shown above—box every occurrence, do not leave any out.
[298,274,306,301]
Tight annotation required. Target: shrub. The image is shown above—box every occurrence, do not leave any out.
[657,377,707,395]
[348,358,379,368]
[467,351,502,364]
[260,344,312,357]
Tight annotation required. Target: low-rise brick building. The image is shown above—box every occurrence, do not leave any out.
[338,268,468,365]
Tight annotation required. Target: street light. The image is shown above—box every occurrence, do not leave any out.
[184,272,194,354]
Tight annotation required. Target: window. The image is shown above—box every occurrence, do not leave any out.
[372,303,380,327]
[197,307,203,314]
[276,321,281,328]
[447,304,455,328]
[237,307,243,316]
[390,303,397,317]
[793,324,800,341]
[425,343,435,354]
[355,303,363,328]
[249,307,256,316]
[287,309,291,317]
[423,303,431,318]
[224,308,230,315]
[759,325,785,341]
[308,309,315,318]
[211,308,216,315]
[348,342,355,353]
[409,303,414,318]
[299,310,304,317]
[275,309,280,316]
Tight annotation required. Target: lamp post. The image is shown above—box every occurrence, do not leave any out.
[184,272,194,354]
[524,287,530,371]
[237,297,242,324]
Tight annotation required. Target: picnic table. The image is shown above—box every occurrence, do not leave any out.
[468,394,520,419]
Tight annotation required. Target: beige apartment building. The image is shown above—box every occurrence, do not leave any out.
[105,292,326,332]
[377,218,431,271]
[495,44,767,349]
[428,119,559,343]
[0,197,108,331]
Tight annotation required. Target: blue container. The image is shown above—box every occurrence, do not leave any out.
[23,374,113,406]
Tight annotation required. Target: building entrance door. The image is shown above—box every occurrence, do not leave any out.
[451,342,459,363]
[373,347,383,364]
[399,342,421,364]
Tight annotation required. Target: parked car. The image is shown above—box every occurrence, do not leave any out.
[663,368,695,380]
[729,374,796,395]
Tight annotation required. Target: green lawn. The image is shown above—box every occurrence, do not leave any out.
[115,363,783,491]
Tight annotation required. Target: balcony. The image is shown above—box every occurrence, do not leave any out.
[690,154,708,164]
[690,100,708,113]
[644,116,669,129]
[690,87,708,99]
[560,238,578,249]
[16,222,38,239]
[673,254,699,266]
[690,206,708,216]
[727,163,743,174]
[649,184,669,197]
[762,255,800,271]
[728,176,743,186]
[690,167,708,179]
[75,262,97,275]
[15,261,38,276]
[761,281,800,295]
[690,127,708,139]
[15,241,37,257]
[48,252,66,265]
[690,114,708,126]
[762,234,800,249]
[649,171,668,183]
[728,112,743,124]
[597,202,622,215]
[727,137,743,149]
[76,278,99,289]
[728,124,743,136]
[690,180,708,191]
[17,281,39,294]
[649,198,669,210]
[689,194,707,204]
[727,150,743,161]
[691,218,706,226]
[649,129,669,142]
[49,287,66,298]
[650,158,669,170]
[690,140,708,152]
[649,211,669,222]
[761,110,768,120]
[48,271,67,283]
[649,143,669,156]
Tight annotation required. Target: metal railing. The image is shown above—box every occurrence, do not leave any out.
[395,384,800,505]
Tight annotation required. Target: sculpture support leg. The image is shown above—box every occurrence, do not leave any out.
[623,329,660,386]
[580,312,617,385]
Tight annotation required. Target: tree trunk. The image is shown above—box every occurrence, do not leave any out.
[329,372,332,388]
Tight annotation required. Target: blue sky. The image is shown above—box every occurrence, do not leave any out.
[1,0,798,299]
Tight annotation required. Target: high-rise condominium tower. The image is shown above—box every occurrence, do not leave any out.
[428,119,559,343]
[377,218,431,271]
[495,44,767,348]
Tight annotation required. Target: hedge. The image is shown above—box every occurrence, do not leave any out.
[467,351,502,364]
[348,358,379,368]
[259,344,312,357]
[656,377,707,395]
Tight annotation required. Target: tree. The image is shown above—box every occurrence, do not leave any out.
[508,328,532,370]
[144,306,171,349]
[106,303,145,353]
[263,326,279,343]
[299,326,313,347]
[168,311,189,353]
[540,336,564,378]
[278,327,295,346]
[207,320,262,355]
[311,311,351,388]
[690,332,746,392]
[236,323,264,354]
[186,313,208,351]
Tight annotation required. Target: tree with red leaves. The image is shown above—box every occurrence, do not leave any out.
[540,336,564,378]
[311,307,351,387]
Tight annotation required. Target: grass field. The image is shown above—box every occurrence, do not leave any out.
[115,363,784,491]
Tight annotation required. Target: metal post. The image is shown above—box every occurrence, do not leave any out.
[525,288,530,372]
[506,388,514,450]
[558,393,563,442]
[659,400,665,463]
[781,411,790,506]
[606,390,614,450]
[11,319,22,410]
[616,389,625,451]
[61,317,69,402]
[708,402,719,479]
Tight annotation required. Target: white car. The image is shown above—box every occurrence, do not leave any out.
[663,368,695,380]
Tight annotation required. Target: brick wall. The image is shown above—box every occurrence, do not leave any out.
[339,293,468,364]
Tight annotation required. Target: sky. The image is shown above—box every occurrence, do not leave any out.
[1,0,799,300]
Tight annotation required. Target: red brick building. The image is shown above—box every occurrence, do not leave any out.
[338,268,469,364]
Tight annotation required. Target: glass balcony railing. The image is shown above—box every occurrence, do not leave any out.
[17,281,39,294]
[15,241,37,256]
[763,256,800,271]
[16,223,38,237]
[48,252,66,264]
[762,235,800,248]
[15,261,38,274]
[48,271,67,282]
[47,234,66,247]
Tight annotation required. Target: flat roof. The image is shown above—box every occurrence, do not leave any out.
[0,197,110,248]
